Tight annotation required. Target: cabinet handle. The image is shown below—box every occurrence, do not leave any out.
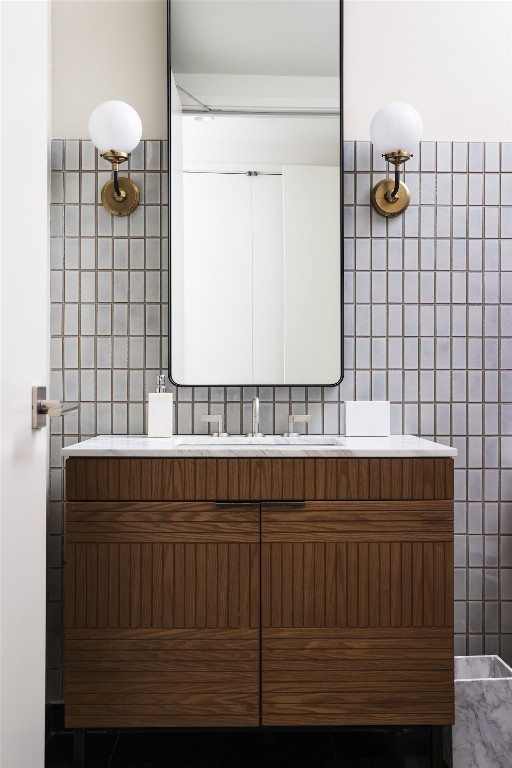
[264,501,306,507]
[213,501,259,508]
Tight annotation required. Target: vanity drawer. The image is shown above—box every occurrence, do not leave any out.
[66,457,454,502]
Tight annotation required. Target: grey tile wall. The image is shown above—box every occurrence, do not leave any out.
[47,139,512,702]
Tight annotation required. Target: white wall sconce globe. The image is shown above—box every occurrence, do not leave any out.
[88,100,142,154]
[370,102,423,156]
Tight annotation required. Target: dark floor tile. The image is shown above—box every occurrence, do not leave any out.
[45,727,435,768]
[45,731,117,768]
[109,731,338,768]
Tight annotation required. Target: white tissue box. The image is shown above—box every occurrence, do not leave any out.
[344,401,391,437]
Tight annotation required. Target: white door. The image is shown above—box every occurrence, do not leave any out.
[0,3,50,767]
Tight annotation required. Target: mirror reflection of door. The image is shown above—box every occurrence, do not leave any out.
[169,0,342,386]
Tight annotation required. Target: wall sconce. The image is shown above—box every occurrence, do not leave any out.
[88,100,143,216]
[370,102,423,217]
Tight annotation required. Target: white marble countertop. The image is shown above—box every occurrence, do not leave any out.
[62,434,457,458]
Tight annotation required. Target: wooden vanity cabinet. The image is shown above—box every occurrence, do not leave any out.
[65,501,260,727]
[65,456,454,729]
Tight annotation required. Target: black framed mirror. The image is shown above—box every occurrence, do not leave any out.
[168,0,343,386]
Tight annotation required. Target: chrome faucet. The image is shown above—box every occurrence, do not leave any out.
[247,396,264,437]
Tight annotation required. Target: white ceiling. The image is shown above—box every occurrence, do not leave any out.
[170,0,339,78]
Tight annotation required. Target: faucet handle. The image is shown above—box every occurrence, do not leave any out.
[201,414,228,437]
[283,414,311,438]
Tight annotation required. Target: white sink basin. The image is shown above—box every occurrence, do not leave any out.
[174,435,343,447]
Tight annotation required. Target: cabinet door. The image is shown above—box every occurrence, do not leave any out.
[65,501,260,728]
[261,501,454,726]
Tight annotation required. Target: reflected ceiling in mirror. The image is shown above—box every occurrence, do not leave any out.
[168,0,343,386]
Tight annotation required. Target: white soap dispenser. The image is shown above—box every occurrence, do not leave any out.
[147,375,174,437]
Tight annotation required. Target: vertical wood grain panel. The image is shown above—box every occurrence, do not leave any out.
[303,543,315,627]
[130,543,141,628]
[304,459,316,499]
[239,542,251,628]
[107,543,119,628]
[76,543,87,627]
[444,541,454,627]
[357,543,369,627]
[97,543,109,628]
[227,461,240,501]
[237,459,250,500]
[347,543,358,627]
[206,543,218,628]
[107,460,120,501]
[216,460,229,500]
[66,542,76,629]
[314,543,326,628]
[358,460,370,500]
[282,461,295,500]
[206,460,217,500]
[162,543,173,628]
[228,544,240,628]
[119,543,131,628]
[422,459,435,500]
[172,460,185,499]
[66,459,76,501]
[368,542,380,627]
[347,461,359,500]
[369,460,380,499]
[412,461,424,500]
[336,460,348,500]
[433,542,445,627]
[325,542,337,628]
[119,460,130,501]
[292,543,304,628]
[261,459,271,500]
[315,460,326,500]
[217,543,228,628]
[173,543,185,628]
[141,543,153,628]
[391,460,402,500]
[75,460,88,501]
[401,542,412,627]
[152,542,163,628]
[379,543,390,627]
[86,544,97,629]
[412,542,424,627]
[390,543,401,627]
[97,461,109,500]
[184,460,196,499]
[250,543,260,629]
[86,460,98,502]
[336,542,347,627]
[292,459,305,501]
[194,459,207,500]
[380,459,392,500]
[423,543,434,627]
[129,459,142,500]
[195,542,207,628]
[162,460,174,500]
[261,542,271,629]
[271,544,282,627]
[271,460,284,501]
[326,460,337,500]
[184,543,196,628]
[140,458,157,500]
[402,460,413,499]
[445,459,454,500]
[281,544,293,627]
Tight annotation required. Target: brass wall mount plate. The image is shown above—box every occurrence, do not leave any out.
[371,178,410,217]
[101,177,140,216]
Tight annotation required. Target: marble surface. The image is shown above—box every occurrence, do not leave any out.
[62,434,457,458]
[448,655,512,768]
